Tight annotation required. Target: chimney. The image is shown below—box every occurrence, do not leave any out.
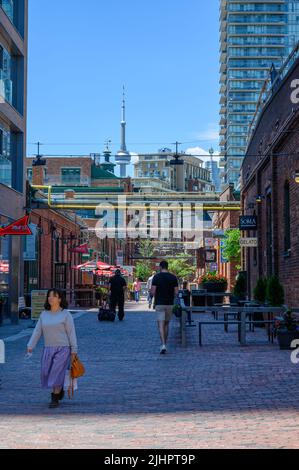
[32,155,46,186]
[32,165,44,186]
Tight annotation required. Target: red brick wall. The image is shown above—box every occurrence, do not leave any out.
[29,209,82,291]
[214,185,241,292]
[242,56,299,306]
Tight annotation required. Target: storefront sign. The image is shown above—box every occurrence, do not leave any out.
[0,216,32,237]
[239,215,257,231]
[205,249,217,263]
[240,238,258,247]
[31,290,48,321]
[204,238,216,248]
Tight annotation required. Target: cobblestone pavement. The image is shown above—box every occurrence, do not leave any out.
[0,300,299,449]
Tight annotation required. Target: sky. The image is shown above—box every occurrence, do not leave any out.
[27,0,220,176]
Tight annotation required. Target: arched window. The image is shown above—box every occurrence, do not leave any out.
[284,181,291,252]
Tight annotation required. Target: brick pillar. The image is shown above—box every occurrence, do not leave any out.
[32,166,44,186]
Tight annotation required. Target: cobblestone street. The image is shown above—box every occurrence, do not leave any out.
[1,301,299,449]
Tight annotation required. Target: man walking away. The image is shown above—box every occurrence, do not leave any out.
[109,269,127,321]
[146,271,156,309]
[151,261,178,354]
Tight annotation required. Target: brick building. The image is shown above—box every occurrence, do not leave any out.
[241,47,299,306]
[25,204,84,300]
[213,184,241,292]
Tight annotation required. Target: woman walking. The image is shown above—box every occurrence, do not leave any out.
[27,289,78,408]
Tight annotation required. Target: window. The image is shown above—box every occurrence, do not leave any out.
[0,0,14,22]
[61,168,81,184]
[26,168,32,181]
[284,181,291,252]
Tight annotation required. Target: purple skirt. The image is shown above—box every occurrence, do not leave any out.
[41,346,71,389]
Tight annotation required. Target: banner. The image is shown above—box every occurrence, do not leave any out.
[0,216,32,237]
[70,243,89,254]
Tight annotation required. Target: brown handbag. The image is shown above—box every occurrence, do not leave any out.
[67,355,85,399]
[71,355,85,379]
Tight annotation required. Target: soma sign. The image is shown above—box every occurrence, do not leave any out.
[239,215,257,231]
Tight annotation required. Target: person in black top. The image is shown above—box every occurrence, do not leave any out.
[151,261,179,354]
[109,269,127,321]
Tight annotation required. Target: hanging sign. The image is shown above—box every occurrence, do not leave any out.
[0,216,32,237]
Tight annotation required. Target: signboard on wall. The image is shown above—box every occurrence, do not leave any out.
[205,249,217,263]
[239,215,257,231]
[240,238,258,247]
[31,290,48,321]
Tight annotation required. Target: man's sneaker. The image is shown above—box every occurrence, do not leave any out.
[160,344,167,354]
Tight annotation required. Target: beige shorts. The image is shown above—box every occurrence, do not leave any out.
[155,305,173,322]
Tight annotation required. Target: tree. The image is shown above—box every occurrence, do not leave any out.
[135,262,152,281]
[168,255,196,281]
[139,239,155,259]
[134,240,155,281]
[222,229,241,270]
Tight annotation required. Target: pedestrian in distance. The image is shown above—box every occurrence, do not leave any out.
[146,271,156,309]
[109,269,127,320]
[26,289,78,409]
[133,278,142,303]
[151,261,179,354]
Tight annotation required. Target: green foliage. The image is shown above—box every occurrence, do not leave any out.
[233,272,247,299]
[199,272,227,285]
[168,255,196,281]
[253,278,267,303]
[266,276,285,306]
[222,229,241,270]
[135,262,152,282]
[139,240,155,258]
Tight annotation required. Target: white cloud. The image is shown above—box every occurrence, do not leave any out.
[195,123,219,142]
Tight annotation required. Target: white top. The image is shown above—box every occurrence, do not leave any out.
[146,275,155,290]
[27,310,78,353]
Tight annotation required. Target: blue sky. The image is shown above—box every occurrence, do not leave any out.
[27,0,220,175]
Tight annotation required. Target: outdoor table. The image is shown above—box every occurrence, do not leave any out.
[191,291,233,307]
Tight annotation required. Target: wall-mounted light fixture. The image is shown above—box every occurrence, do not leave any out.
[255,195,265,204]
[293,170,299,184]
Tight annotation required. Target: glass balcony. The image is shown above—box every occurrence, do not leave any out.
[0,0,14,22]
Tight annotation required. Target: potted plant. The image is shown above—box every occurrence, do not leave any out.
[273,310,299,350]
[199,272,228,293]
[198,272,228,306]
[266,275,285,307]
[253,278,267,304]
[233,272,247,302]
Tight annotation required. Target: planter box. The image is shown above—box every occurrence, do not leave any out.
[277,331,299,350]
[200,282,226,293]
